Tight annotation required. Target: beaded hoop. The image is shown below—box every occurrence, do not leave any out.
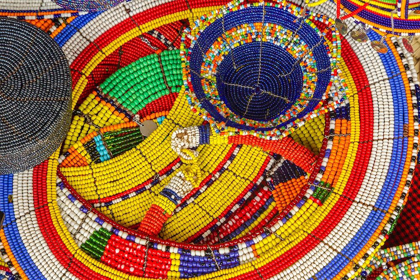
[0,0,419,280]
[182,1,343,139]
[0,18,72,175]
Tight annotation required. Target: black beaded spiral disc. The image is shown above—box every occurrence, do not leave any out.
[0,18,72,174]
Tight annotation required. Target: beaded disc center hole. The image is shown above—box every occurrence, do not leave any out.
[215,42,303,121]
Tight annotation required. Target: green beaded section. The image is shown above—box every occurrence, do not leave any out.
[100,49,183,113]
[388,210,401,234]
[104,128,144,156]
[313,182,332,204]
[371,0,396,5]
[81,228,112,260]
[85,127,145,164]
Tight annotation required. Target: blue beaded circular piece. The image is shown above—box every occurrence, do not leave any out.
[215,42,304,121]
[182,2,341,138]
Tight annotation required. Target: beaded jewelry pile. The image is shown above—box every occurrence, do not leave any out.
[0,0,420,279]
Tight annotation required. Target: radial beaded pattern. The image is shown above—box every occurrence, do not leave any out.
[0,0,419,279]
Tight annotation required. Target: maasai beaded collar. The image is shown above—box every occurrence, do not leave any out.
[0,18,72,174]
[0,0,419,280]
[62,49,182,152]
[182,0,343,139]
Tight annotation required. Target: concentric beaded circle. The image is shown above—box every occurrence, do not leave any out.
[0,0,418,280]
[0,18,72,174]
[182,1,342,138]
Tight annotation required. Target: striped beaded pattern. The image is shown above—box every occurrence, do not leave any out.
[0,0,87,19]
[61,48,183,152]
[335,0,420,35]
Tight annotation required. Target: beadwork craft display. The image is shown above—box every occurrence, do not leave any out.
[0,0,420,279]
[0,18,72,175]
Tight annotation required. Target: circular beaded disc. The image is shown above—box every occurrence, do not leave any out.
[0,18,72,174]
[0,1,419,280]
[182,2,342,139]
